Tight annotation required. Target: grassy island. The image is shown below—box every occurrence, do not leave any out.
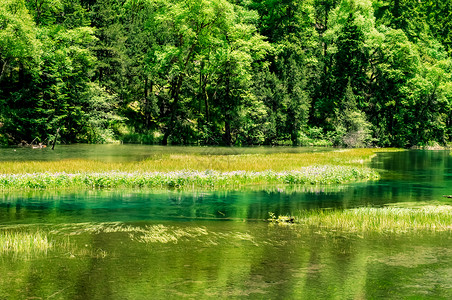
[0,148,383,191]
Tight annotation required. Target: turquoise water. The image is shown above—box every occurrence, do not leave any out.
[0,146,451,299]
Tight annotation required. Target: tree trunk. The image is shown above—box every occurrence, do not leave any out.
[144,77,150,128]
[224,117,232,146]
[199,61,210,123]
[162,44,196,145]
[0,59,8,83]
[223,62,232,146]
[19,63,25,87]
[162,73,184,145]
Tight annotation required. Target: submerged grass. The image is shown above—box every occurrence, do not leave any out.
[0,149,383,190]
[293,206,452,233]
[50,222,255,246]
[0,230,52,254]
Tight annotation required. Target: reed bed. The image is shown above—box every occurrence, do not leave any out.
[0,230,52,254]
[0,166,379,190]
[0,148,381,174]
[0,149,383,190]
[294,206,452,233]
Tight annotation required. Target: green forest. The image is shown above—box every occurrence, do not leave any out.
[1,0,451,147]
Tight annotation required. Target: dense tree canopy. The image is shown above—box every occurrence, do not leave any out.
[0,0,451,147]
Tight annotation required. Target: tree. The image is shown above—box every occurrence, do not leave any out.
[334,81,373,147]
[1,0,122,144]
[0,0,42,143]
[313,0,374,134]
[249,0,317,145]
[25,0,62,26]
[0,0,41,84]
[145,0,270,145]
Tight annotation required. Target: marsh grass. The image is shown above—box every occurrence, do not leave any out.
[0,148,382,174]
[51,222,255,245]
[0,226,108,258]
[0,166,379,191]
[0,230,52,254]
[294,206,452,233]
[0,184,351,200]
[0,149,383,190]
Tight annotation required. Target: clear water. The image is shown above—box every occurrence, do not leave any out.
[0,144,332,162]
[0,146,451,299]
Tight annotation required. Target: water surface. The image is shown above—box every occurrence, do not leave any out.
[0,146,451,299]
[1,144,331,162]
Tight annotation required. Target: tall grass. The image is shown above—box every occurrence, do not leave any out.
[294,206,452,233]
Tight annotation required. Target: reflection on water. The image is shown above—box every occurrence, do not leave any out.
[0,187,367,225]
[0,148,451,299]
[370,150,452,203]
[1,222,451,299]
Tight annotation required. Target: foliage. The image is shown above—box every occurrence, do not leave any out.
[334,82,373,147]
[0,0,123,144]
[0,0,451,147]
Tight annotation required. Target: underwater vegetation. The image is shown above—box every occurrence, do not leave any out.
[0,230,52,255]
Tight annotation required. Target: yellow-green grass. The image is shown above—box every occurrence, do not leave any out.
[0,228,106,257]
[292,206,452,233]
[0,149,388,190]
[0,230,52,254]
[0,148,384,174]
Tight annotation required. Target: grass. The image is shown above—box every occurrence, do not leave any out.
[0,166,379,190]
[289,206,452,233]
[0,230,52,254]
[0,149,383,190]
[0,148,384,173]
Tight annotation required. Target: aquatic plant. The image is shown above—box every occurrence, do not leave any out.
[0,148,383,174]
[0,149,386,190]
[0,230,52,254]
[0,166,379,191]
[294,206,452,233]
[268,212,295,225]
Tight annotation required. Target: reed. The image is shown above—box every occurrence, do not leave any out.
[0,148,383,174]
[0,166,379,191]
[293,206,452,233]
[0,148,384,190]
[0,230,52,254]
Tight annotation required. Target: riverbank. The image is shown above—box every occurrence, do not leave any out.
[0,149,385,191]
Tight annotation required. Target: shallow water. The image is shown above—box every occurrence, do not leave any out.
[0,146,451,299]
[0,144,331,162]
